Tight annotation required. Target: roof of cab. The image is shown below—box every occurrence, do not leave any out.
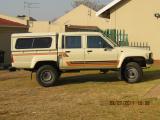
[12,32,102,37]
[12,33,57,37]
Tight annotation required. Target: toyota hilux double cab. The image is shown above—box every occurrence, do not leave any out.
[11,32,153,87]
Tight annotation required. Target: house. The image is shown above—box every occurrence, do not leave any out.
[51,4,108,32]
[29,21,51,33]
[29,5,108,33]
[96,0,160,63]
[0,14,28,66]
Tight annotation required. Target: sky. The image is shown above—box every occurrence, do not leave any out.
[0,0,112,21]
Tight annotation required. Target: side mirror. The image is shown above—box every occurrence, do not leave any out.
[104,48,108,51]
[104,47,112,51]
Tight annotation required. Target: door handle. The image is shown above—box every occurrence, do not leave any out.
[65,51,71,53]
[87,50,93,53]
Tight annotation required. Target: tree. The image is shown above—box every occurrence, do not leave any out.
[71,0,105,11]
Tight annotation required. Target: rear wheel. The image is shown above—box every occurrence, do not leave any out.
[123,62,143,83]
[36,65,59,87]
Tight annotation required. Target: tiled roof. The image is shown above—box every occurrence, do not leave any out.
[0,18,26,27]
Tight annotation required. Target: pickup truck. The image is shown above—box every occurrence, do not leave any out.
[11,32,153,87]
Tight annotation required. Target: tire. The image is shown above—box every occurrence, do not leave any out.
[36,65,59,87]
[123,62,143,83]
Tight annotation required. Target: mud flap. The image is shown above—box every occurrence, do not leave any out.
[118,68,123,80]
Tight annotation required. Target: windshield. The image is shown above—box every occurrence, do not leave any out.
[101,34,118,47]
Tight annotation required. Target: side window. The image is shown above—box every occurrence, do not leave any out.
[16,37,52,49]
[33,37,52,48]
[65,36,81,49]
[87,36,112,49]
[16,38,33,49]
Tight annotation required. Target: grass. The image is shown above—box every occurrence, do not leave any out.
[0,67,160,120]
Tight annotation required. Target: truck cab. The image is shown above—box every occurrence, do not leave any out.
[58,32,118,70]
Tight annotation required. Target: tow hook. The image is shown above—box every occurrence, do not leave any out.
[9,67,17,72]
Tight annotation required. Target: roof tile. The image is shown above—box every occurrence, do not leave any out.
[0,18,26,27]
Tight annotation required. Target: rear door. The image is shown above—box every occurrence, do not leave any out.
[84,35,118,68]
[61,35,85,69]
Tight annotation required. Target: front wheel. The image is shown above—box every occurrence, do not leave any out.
[36,65,59,87]
[123,62,143,83]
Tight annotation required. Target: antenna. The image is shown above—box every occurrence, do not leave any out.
[24,1,40,17]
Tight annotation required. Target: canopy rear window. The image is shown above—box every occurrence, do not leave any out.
[15,37,52,49]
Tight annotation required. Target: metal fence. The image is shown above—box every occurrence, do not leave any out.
[100,29,150,50]
[129,42,150,50]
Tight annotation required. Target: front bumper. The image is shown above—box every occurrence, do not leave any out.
[146,58,154,65]
[146,58,154,68]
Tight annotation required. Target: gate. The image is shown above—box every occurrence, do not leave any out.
[0,50,4,64]
[100,29,129,46]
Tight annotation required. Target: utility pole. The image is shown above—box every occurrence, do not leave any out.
[24,1,40,17]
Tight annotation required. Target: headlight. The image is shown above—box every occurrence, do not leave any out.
[149,53,153,59]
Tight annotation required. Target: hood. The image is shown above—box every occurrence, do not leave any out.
[116,47,152,59]
[116,46,150,52]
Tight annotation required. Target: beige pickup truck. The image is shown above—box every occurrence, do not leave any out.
[11,32,153,87]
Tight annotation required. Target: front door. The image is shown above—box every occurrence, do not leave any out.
[85,35,118,68]
[61,35,85,69]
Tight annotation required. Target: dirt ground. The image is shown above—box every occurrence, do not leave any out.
[0,68,160,120]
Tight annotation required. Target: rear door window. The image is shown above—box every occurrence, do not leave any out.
[16,37,52,49]
[64,36,81,49]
